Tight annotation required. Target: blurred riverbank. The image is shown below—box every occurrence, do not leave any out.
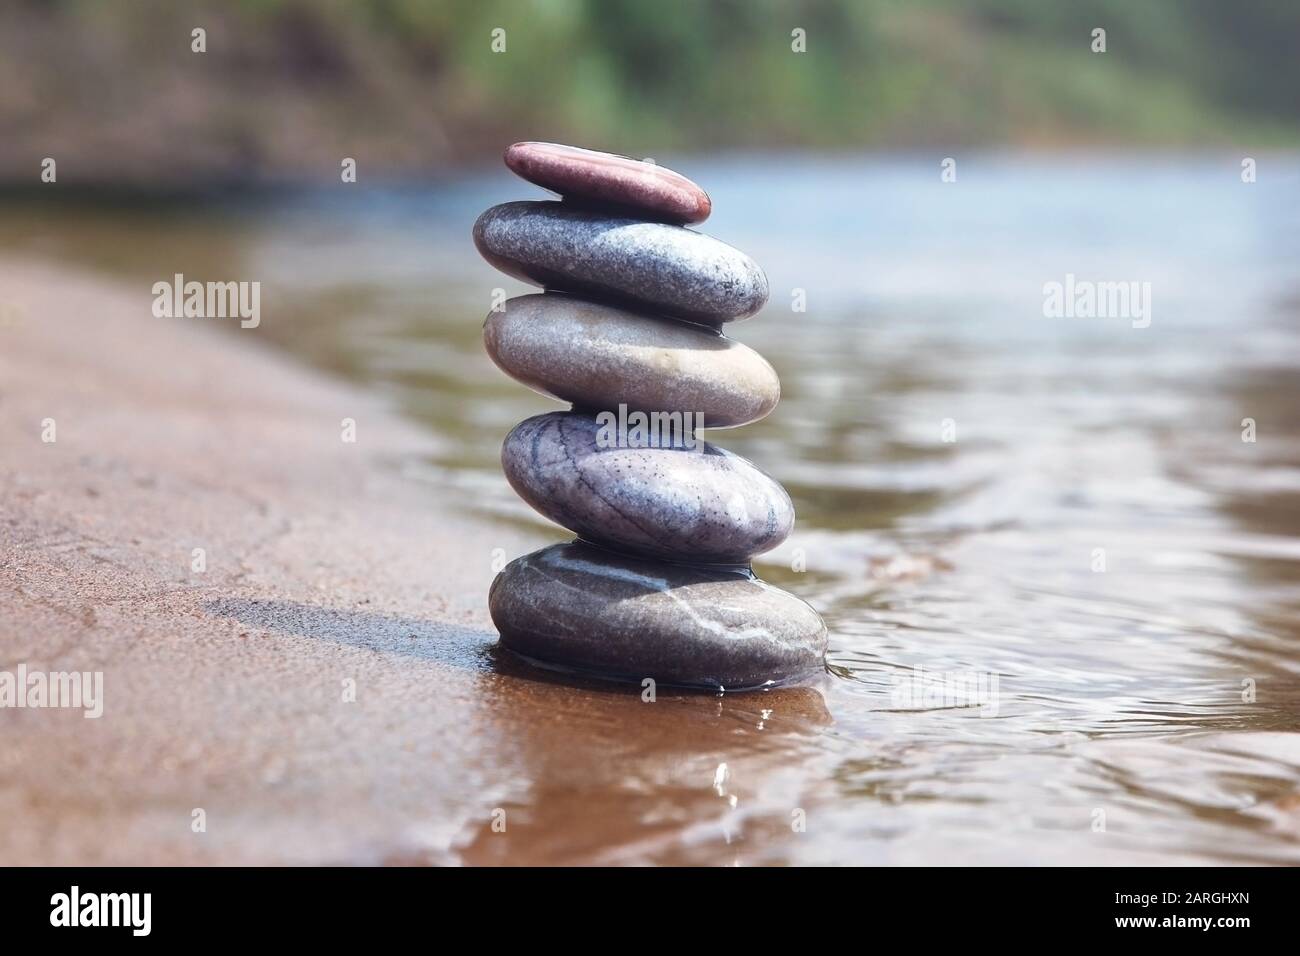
[4,0,1298,188]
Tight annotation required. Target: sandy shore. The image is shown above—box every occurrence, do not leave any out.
[0,257,835,865]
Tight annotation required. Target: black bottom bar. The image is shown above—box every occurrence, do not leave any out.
[0,866,1284,941]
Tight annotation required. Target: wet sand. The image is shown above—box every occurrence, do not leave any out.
[0,257,833,865]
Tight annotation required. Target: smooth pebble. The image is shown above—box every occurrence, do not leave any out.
[484,293,779,428]
[501,411,793,564]
[473,201,768,327]
[490,541,827,689]
[504,142,711,224]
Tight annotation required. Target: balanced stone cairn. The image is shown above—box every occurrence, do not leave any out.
[474,142,826,691]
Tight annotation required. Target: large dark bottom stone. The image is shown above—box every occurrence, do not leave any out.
[489,541,827,691]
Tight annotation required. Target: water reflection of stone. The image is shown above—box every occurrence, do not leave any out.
[462,654,831,864]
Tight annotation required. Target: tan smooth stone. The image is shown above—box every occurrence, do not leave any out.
[483,293,780,428]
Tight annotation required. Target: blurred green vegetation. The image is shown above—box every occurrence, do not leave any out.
[430,0,1299,149]
[449,0,1300,149]
[3,0,1295,186]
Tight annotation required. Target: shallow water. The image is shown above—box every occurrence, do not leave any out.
[7,154,1300,864]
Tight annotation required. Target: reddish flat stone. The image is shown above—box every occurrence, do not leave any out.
[503,142,712,224]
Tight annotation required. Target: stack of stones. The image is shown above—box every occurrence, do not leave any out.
[474,142,826,691]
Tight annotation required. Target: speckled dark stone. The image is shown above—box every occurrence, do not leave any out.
[473,201,768,327]
[501,411,793,564]
[484,293,780,428]
[490,541,827,690]
[503,142,712,224]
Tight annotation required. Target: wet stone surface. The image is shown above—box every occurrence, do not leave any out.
[490,541,828,690]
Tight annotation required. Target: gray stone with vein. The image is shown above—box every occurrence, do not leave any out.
[501,410,793,564]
